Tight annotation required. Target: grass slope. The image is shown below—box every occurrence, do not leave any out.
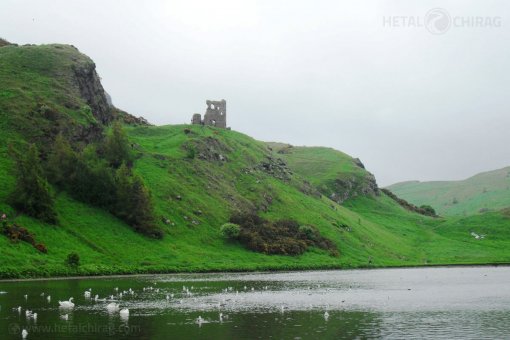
[0,43,509,279]
[387,167,510,216]
[267,143,377,202]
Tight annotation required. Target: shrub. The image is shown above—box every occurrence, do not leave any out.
[299,225,316,240]
[231,213,338,256]
[220,223,240,239]
[35,243,48,254]
[382,189,437,217]
[186,146,196,159]
[420,205,436,216]
[1,223,49,253]
[66,252,80,267]
[2,224,35,244]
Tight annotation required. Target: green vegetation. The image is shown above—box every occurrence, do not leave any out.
[268,143,376,202]
[220,223,240,239]
[230,213,338,256]
[387,167,510,216]
[104,121,133,168]
[8,143,58,224]
[0,42,509,279]
[381,188,437,217]
[66,252,80,267]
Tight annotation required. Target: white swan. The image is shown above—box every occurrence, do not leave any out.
[120,308,129,317]
[195,316,204,325]
[94,295,106,302]
[58,297,75,309]
[106,303,120,312]
[22,329,28,339]
[47,295,51,303]
[324,311,330,320]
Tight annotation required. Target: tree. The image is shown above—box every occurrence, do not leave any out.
[9,144,58,224]
[47,134,77,188]
[114,164,162,238]
[104,121,131,168]
[129,175,159,236]
[420,205,436,216]
[73,145,117,208]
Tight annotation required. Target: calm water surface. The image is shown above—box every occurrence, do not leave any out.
[0,266,509,339]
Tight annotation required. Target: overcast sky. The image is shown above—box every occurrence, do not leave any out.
[1,0,509,186]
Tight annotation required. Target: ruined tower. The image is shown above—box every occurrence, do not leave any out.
[191,99,227,128]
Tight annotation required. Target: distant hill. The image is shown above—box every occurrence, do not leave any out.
[387,167,510,216]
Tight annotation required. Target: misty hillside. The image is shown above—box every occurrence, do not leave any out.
[387,167,510,216]
[1,42,509,279]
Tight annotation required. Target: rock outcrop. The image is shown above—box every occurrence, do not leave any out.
[72,60,112,124]
[327,173,379,204]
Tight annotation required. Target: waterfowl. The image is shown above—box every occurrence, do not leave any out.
[58,298,75,309]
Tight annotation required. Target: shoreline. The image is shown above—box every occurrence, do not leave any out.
[1,262,509,283]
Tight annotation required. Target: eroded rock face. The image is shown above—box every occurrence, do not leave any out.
[186,136,232,162]
[353,158,365,169]
[254,156,293,181]
[72,62,112,124]
[328,173,379,204]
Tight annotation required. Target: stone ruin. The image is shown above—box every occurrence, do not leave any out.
[191,99,227,128]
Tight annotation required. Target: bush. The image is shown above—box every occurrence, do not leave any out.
[299,225,316,240]
[420,205,436,216]
[231,213,338,256]
[2,224,35,244]
[186,147,196,159]
[1,223,49,254]
[35,243,48,254]
[66,252,80,267]
[382,189,437,217]
[220,223,240,239]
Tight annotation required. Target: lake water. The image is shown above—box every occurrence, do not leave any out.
[0,266,509,339]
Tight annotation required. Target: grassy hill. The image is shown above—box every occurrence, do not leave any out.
[387,167,510,216]
[1,42,509,279]
[267,143,378,203]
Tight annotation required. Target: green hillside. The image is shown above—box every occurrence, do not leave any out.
[267,143,378,203]
[387,167,510,216]
[1,42,509,279]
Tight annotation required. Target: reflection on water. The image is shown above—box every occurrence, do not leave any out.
[0,266,509,339]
